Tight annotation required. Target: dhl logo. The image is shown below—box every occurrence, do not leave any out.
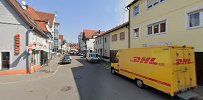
[130,57,158,65]
[176,59,193,65]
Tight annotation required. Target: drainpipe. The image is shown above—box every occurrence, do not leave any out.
[127,7,130,48]
[26,27,34,74]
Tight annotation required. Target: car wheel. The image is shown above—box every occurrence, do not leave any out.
[111,68,116,75]
[136,80,144,88]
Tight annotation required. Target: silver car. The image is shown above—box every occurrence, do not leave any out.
[86,53,100,63]
[61,55,72,64]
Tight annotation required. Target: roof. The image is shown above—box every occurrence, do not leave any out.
[105,22,129,34]
[126,0,139,8]
[83,29,97,39]
[26,7,48,32]
[36,11,55,27]
[6,0,48,37]
[95,32,106,38]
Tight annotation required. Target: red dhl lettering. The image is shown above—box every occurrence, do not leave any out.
[176,59,192,65]
[130,57,158,65]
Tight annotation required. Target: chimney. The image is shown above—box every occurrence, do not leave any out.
[22,0,27,9]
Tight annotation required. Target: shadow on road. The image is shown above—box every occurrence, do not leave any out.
[71,58,176,100]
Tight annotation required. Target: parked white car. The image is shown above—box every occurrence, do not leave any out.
[86,53,100,63]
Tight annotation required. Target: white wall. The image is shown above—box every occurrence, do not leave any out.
[86,39,95,51]
[0,0,29,70]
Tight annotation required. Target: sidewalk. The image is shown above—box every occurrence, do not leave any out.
[0,56,61,84]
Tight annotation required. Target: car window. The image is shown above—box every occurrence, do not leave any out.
[65,56,70,59]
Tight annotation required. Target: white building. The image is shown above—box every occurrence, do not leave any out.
[94,32,110,62]
[80,29,99,53]
[0,0,51,75]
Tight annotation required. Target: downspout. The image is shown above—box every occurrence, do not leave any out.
[26,27,35,74]
[127,7,131,48]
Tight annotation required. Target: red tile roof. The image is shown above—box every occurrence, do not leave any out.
[6,0,56,36]
[6,0,47,37]
[26,7,48,32]
[36,11,55,27]
[83,29,97,39]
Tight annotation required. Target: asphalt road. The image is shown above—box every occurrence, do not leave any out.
[0,56,201,100]
[72,56,174,100]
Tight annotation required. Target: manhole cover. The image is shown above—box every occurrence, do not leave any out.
[61,86,72,92]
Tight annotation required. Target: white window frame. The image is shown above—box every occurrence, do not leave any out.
[187,9,203,30]
[132,27,140,39]
[147,20,167,36]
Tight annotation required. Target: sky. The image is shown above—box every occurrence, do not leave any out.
[19,0,133,43]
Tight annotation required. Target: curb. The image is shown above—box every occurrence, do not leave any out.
[0,59,61,85]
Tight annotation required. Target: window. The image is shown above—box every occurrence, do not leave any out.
[160,22,166,32]
[147,0,166,8]
[187,9,203,29]
[154,24,159,34]
[1,52,10,69]
[120,32,125,40]
[104,37,107,43]
[133,28,139,38]
[153,0,159,6]
[112,34,117,42]
[148,20,166,35]
[189,12,200,28]
[133,5,139,16]
[148,26,153,35]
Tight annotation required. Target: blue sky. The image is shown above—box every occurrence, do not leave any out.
[20,0,131,43]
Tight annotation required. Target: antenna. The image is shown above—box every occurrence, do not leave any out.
[22,0,27,5]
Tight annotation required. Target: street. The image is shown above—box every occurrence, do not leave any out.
[0,56,202,100]
[72,56,173,100]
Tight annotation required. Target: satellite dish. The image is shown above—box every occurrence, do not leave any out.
[22,0,27,5]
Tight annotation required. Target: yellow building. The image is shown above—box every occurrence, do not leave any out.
[109,22,129,50]
[107,22,129,62]
[127,0,203,85]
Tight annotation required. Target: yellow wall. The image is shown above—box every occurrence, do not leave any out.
[110,27,129,50]
[129,0,203,52]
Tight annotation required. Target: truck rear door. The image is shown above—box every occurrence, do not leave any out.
[175,48,193,92]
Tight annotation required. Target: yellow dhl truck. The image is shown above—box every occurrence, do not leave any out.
[111,46,198,99]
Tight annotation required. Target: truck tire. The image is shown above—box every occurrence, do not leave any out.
[136,80,144,88]
[111,68,116,75]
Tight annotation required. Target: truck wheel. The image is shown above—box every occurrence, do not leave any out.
[136,80,144,88]
[111,68,116,75]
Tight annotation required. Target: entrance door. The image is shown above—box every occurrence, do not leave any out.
[1,52,10,70]
[195,52,203,85]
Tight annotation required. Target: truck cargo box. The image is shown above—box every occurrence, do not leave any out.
[111,46,197,97]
